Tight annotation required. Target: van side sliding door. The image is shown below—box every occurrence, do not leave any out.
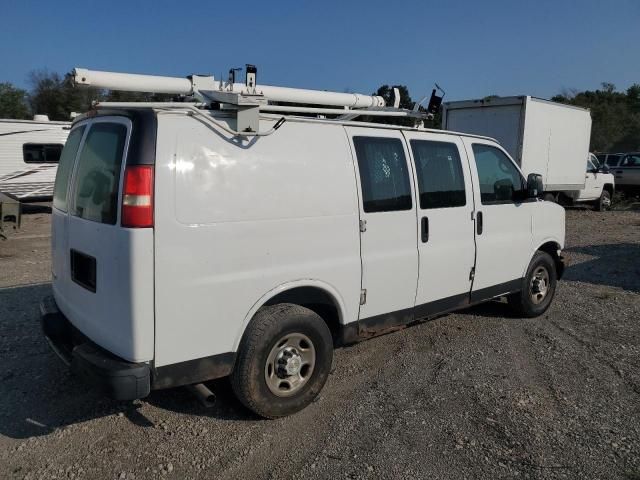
[402,131,476,316]
[345,127,419,327]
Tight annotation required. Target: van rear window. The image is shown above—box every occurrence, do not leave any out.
[53,126,85,212]
[71,123,128,225]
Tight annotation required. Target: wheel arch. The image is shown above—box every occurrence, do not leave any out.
[526,239,565,280]
[233,280,348,351]
[603,183,614,195]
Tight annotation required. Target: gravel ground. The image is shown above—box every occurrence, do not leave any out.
[0,206,639,480]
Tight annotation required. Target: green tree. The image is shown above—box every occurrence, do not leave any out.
[362,84,415,126]
[0,83,30,119]
[552,82,640,152]
[28,69,102,121]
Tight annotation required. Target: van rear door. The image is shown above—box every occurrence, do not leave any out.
[51,115,154,363]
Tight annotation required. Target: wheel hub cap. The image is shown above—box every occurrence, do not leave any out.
[530,266,550,304]
[277,348,303,376]
[265,333,316,397]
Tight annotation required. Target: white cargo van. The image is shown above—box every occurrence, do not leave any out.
[41,69,566,418]
[442,96,615,209]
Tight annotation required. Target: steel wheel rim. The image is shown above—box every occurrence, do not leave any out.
[530,266,550,304]
[602,195,611,208]
[265,333,316,397]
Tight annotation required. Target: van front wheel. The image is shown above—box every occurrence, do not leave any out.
[508,251,557,318]
[231,303,333,418]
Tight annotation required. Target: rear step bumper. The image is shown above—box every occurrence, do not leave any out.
[40,296,151,401]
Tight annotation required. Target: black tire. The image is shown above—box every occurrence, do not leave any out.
[543,192,556,203]
[230,303,333,418]
[594,189,611,211]
[508,251,557,318]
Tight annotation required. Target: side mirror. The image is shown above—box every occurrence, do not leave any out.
[599,164,610,174]
[527,173,544,199]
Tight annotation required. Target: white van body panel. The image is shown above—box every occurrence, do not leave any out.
[153,115,362,367]
[0,119,69,199]
[528,202,565,272]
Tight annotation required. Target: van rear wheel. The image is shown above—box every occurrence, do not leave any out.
[508,251,557,318]
[230,303,333,418]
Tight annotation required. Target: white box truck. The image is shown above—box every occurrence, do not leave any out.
[442,96,615,209]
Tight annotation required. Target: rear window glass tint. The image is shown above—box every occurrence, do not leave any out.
[53,126,85,212]
[71,123,127,225]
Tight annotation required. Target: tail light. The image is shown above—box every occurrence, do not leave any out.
[122,165,154,228]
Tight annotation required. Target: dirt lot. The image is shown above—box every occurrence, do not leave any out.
[1,207,639,480]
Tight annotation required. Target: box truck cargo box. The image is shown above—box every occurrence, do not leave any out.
[442,96,591,192]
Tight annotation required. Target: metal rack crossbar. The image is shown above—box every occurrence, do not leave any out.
[72,67,440,136]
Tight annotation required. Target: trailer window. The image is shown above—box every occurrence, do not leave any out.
[23,143,64,164]
[70,123,128,225]
[472,144,525,204]
[410,140,466,209]
[353,137,412,213]
[53,127,86,212]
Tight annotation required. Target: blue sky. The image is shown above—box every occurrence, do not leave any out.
[1,0,638,101]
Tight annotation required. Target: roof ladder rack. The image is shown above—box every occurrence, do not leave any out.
[72,66,433,136]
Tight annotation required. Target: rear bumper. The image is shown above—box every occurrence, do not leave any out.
[40,296,151,401]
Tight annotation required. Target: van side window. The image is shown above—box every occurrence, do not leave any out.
[472,144,525,204]
[410,140,466,209]
[71,123,128,225]
[53,126,86,212]
[353,137,412,213]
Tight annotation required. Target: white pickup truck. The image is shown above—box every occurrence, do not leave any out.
[562,153,615,210]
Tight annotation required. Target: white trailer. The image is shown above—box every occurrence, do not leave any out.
[0,118,70,200]
[442,96,592,194]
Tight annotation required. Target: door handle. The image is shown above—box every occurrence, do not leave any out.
[477,211,483,235]
[421,216,429,243]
